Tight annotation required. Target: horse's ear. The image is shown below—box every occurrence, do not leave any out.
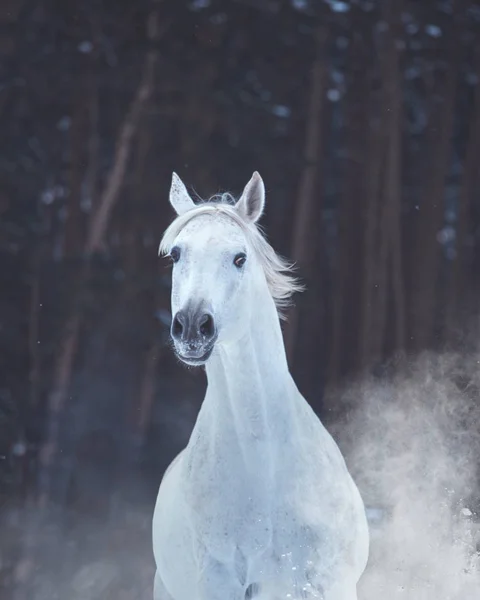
[169,172,195,216]
[236,172,265,223]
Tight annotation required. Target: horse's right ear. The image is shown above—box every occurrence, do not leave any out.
[169,172,195,216]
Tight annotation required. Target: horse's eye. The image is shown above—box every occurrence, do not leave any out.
[170,246,181,263]
[234,253,247,268]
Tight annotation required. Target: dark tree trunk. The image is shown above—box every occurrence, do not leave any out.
[328,20,370,385]
[408,1,463,351]
[377,0,406,359]
[445,44,480,333]
[358,97,387,370]
[284,26,328,363]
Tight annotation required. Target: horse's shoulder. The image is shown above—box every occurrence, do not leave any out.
[162,448,185,483]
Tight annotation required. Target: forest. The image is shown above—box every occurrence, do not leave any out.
[1,0,480,598]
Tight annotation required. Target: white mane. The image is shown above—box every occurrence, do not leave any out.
[159,196,304,318]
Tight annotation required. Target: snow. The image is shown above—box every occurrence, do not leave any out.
[327,89,341,102]
[425,24,442,38]
[332,351,480,600]
[291,0,308,10]
[271,105,291,118]
[189,0,211,10]
[77,41,93,54]
[326,1,350,14]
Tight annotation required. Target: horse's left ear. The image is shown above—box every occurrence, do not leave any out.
[236,172,265,223]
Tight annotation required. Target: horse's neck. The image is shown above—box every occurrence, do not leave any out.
[195,285,298,463]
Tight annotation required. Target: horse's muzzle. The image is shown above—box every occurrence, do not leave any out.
[175,343,215,366]
[171,306,217,365]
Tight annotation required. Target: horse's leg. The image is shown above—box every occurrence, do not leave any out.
[154,571,174,600]
[324,581,357,600]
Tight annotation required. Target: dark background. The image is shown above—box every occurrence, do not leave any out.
[1,0,480,598]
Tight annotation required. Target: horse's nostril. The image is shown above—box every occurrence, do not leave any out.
[199,314,215,339]
[172,313,184,339]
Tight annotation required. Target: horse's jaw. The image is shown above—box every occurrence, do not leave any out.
[175,343,215,367]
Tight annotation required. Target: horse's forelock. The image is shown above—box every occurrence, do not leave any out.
[159,198,303,318]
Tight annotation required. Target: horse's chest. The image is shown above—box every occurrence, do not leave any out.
[185,460,275,559]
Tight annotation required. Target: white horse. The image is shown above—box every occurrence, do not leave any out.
[153,172,369,600]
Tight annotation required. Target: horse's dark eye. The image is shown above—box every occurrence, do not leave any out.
[170,246,181,263]
[234,253,247,268]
